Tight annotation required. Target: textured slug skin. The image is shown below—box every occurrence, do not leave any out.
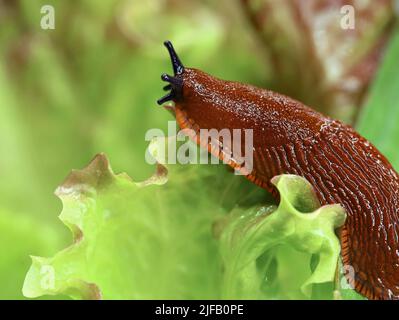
[173,68,399,300]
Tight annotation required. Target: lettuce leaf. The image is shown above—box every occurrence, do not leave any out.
[218,175,346,299]
[23,138,360,299]
[22,136,261,299]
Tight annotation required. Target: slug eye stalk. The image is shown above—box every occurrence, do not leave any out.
[157,41,184,105]
[164,40,184,75]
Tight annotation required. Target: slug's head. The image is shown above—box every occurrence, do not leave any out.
[156,40,236,132]
[157,41,185,105]
[157,40,263,140]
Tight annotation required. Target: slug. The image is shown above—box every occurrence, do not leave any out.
[157,41,399,300]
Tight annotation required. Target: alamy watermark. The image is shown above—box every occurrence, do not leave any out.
[340,263,356,290]
[145,121,254,175]
[40,265,55,290]
[40,5,55,30]
[340,5,355,30]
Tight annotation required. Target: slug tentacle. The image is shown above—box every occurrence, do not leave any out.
[163,84,172,91]
[163,40,185,75]
[157,92,174,105]
[157,73,183,105]
[161,74,183,88]
[158,41,185,105]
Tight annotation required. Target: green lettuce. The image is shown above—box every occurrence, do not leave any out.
[23,138,361,299]
[219,175,346,299]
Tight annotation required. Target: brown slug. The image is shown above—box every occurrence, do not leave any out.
[157,41,399,300]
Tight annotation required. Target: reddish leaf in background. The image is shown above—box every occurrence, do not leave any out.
[241,0,395,122]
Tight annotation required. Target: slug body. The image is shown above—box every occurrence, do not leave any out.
[158,41,399,300]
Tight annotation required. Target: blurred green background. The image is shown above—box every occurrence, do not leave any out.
[0,0,397,299]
